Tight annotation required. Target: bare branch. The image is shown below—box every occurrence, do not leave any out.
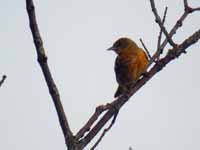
[142,6,168,67]
[150,0,177,48]
[156,7,168,58]
[191,7,200,12]
[0,75,6,87]
[90,112,118,150]
[139,38,152,60]
[173,29,200,57]
[150,12,188,64]
[184,0,188,9]
[25,0,74,148]
[184,0,200,13]
[76,103,112,140]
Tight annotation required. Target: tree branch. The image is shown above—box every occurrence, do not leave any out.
[139,38,152,60]
[25,0,74,148]
[90,111,118,150]
[150,0,177,48]
[0,75,6,87]
[191,7,200,12]
[156,7,168,59]
[76,103,113,140]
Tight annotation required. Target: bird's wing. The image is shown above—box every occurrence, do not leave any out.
[115,56,137,86]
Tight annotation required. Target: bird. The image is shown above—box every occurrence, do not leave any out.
[107,37,149,98]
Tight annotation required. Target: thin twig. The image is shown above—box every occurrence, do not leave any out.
[184,0,200,12]
[184,0,188,9]
[0,75,6,87]
[191,7,200,12]
[76,103,113,140]
[139,38,152,60]
[157,7,168,58]
[26,0,74,148]
[90,111,119,150]
[150,0,177,48]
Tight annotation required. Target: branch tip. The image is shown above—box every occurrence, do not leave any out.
[0,75,7,87]
[139,38,152,60]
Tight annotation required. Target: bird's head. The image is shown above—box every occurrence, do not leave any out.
[107,37,138,55]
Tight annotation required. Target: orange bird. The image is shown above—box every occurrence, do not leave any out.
[108,37,149,98]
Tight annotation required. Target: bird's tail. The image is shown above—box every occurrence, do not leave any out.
[114,85,125,98]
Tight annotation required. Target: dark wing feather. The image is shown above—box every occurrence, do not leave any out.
[114,57,131,86]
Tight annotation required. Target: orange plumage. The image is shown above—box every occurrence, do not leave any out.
[108,37,149,97]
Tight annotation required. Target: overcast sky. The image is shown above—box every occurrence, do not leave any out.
[0,0,200,150]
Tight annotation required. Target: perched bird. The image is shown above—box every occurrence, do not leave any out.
[108,37,149,98]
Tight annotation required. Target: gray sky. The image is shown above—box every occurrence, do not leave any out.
[0,0,200,149]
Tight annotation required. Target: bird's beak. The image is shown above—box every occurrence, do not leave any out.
[107,46,117,51]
